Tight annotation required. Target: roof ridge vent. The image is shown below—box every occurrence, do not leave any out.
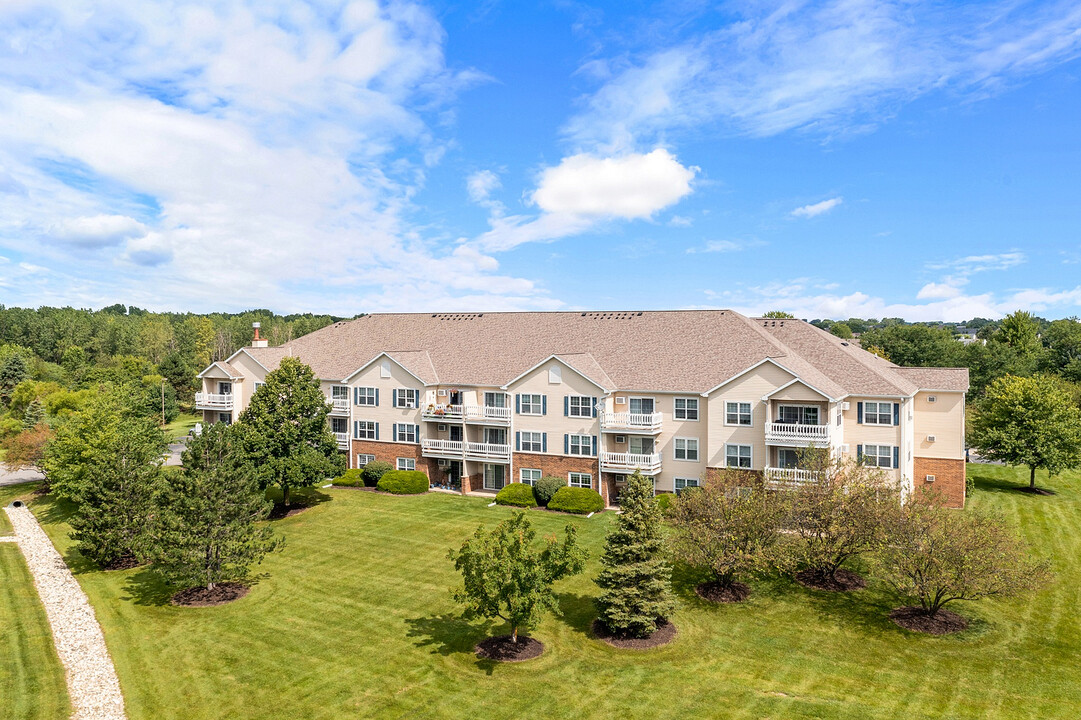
[579,311,643,320]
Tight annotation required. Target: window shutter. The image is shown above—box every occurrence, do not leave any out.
[542,396,547,415]
[564,434,569,454]
[592,435,598,456]
[564,396,569,416]
[414,425,420,442]
[353,421,358,439]
[592,397,598,418]
[515,432,521,451]
[893,403,900,426]
[542,433,547,452]
[393,423,399,441]
[893,446,900,469]
[392,389,397,407]
[374,422,379,440]
[353,387,358,404]
[857,402,864,424]
[374,388,379,406]
[515,394,521,414]
[856,444,863,463]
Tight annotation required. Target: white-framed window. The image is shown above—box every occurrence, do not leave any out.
[567,395,594,417]
[862,444,894,468]
[725,401,752,426]
[725,443,752,468]
[484,391,507,408]
[355,387,377,406]
[674,437,699,461]
[483,463,506,490]
[568,434,593,456]
[356,453,376,467]
[629,397,655,415]
[778,405,819,425]
[777,448,800,469]
[568,472,592,488]
[331,385,350,400]
[330,417,348,434]
[629,436,655,455]
[518,393,544,415]
[395,424,417,443]
[863,401,893,425]
[520,468,542,485]
[397,457,416,471]
[218,381,232,395]
[254,382,264,393]
[395,388,419,408]
[218,412,231,425]
[836,407,843,426]
[674,477,700,491]
[354,421,377,440]
[674,397,699,421]
[519,431,543,452]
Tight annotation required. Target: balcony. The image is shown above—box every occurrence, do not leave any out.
[601,451,663,475]
[421,439,464,458]
[423,404,465,421]
[329,398,350,415]
[465,405,511,424]
[195,392,234,411]
[764,422,830,446]
[334,432,350,450]
[464,442,511,462]
[764,466,823,487]
[599,411,663,434]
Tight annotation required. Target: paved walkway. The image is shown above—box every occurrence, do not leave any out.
[0,465,45,487]
[4,503,127,720]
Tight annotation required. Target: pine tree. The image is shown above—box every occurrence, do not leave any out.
[0,353,30,406]
[23,398,46,428]
[149,423,282,590]
[594,470,675,638]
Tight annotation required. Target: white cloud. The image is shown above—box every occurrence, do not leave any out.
[791,197,843,218]
[927,252,1026,273]
[686,239,763,254]
[467,170,501,203]
[47,214,147,248]
[668,215,692,227]
[916,282,963,300]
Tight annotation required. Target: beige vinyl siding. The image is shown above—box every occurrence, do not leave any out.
[348,360,423,442]
[913,391,965,459]
[507,359,601,453]
[770,382,829,403]
[653,394,706,492]
[842,397,904,480]
[706,361,796,470]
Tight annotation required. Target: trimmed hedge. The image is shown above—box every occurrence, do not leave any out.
[495,482,538,508]
[377,470,429,495]
[361,460,393,487]
[334,469,365,487]
[533,475,566,507]
[548,486,604,515]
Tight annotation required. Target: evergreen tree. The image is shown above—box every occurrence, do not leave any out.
[234,356,344,506]
[22,398,46,428]
[594,470,675,638]
[149,423,282,590]
[0,352,29,405]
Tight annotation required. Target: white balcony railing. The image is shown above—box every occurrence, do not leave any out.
[329,397,350,415]
[601,451,663,474]
[422,439,465,457]
[764,466,823,487]
[764,422,830,446]
[195,392,234,410]
[464,442,511,461]
[464,405,512,424]
[423,404,465,421]
[599,411,663,433]
[334,432,350,450]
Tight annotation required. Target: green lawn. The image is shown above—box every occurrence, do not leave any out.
[0,483,70,720]
[10,465,1081,719]
[163,412,200,442]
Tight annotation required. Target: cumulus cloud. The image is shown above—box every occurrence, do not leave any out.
[916,282,963,300]
[791,197,843,218]
[466,170,501,203]
[47,214,147,248]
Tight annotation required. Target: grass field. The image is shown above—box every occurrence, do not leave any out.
[9,464,1081,719]
[163,412,200,442]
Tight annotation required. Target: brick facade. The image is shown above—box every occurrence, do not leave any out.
[513,451,603,501]
[351,440,436,478]
[913,457,965,508]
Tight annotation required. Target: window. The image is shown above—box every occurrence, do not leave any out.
[629,436,655,455]
[331,385,350,400]
[861,444,893,468]
[483,463,506,490]
[568,472,592,488]
[777,448,800,469]
[674,477,700,491]
[777,405,819,425]
[218,412,231,425]
[836,407,843,426]
[725,444,752,468]
[254,382,264,393]
[354,421,377,440]
[520,468,542,485]
[397,457,416,471]
[394,388,419,408]
[549,365,562,384]
[725,401,752,426]
[519,431,544,452]
[355,387,377,406]
[356,453,375,467]
[568,434,594,456]
[629,397,654,415]
[395,424,418,443]
[863,401,893,425]
[380,360,391,378]
[484,392,507,408]
[674,397,699,421]
[218,381,232,395]
[567,395,594,417]
[518,393,544,415]
[330,417,348,434]
[674,437,699,461]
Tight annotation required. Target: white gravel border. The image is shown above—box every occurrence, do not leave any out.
[4,504,127,720]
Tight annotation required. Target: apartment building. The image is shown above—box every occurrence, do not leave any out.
[195,311,970,508]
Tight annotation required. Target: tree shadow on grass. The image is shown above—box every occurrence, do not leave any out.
[264,486,333,518]
[555,592,597,636]
[120,567,175,606]
[968,471,1058,497]
[404,613,505,675]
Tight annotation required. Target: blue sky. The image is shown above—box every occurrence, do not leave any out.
[0,1,1079,320]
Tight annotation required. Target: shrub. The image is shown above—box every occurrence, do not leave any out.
[496,482,538,507]
[533,475,566,506]
[654,492,674,513]
[548,486,604,514]
[334,469,365,487]
[377,470,429,495]
[361,460,393,487]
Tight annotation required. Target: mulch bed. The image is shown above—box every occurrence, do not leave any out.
[171,582,250,607]
[889,606,969,635]
[268,503,313,519]
[102,556,142,571]
[592,619,677,649]
[474,635,544,662]
[794,568,867,592]
[695,580,751,603]
[1019,487,1056,496]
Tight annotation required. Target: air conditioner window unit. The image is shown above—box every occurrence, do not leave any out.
[925,474,936,483]
[437,389,447,397]
[840,443,850,453]
[927,435,936,442]
[438,459,449,467]
[927,395,937,403]
[614,435,627,443]
[438,424,447,432]
[841,401,850,410]
[615,397,627,405]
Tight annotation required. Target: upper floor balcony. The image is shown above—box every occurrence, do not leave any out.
[599,411,663,434]
[465,441,511,462]
[421,439,464,458]
[329,397,350,415]
[422,404,511,425]
[195,392,234,411]
[764,422,830,447]
[334,432,350,450]
[601,451,663,475]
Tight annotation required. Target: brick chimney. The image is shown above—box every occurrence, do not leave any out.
[251,322,268,348]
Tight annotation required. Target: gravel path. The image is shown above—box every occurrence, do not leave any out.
[4,504,127,720]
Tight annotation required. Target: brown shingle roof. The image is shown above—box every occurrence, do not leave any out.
[894,367,970,392]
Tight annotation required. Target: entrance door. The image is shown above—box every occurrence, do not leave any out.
[629,397,654,415]
[449,426,463,442]
[483,463,506,490]
[484,428,507,445]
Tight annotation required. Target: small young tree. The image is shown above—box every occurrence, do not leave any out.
[234,357,345,506]
[594,471,675,638]
[969,374,1081,491]
[149,423,282,591]
[872,494,1050,623]
[449,512,586,643]
[668,470,789,600]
